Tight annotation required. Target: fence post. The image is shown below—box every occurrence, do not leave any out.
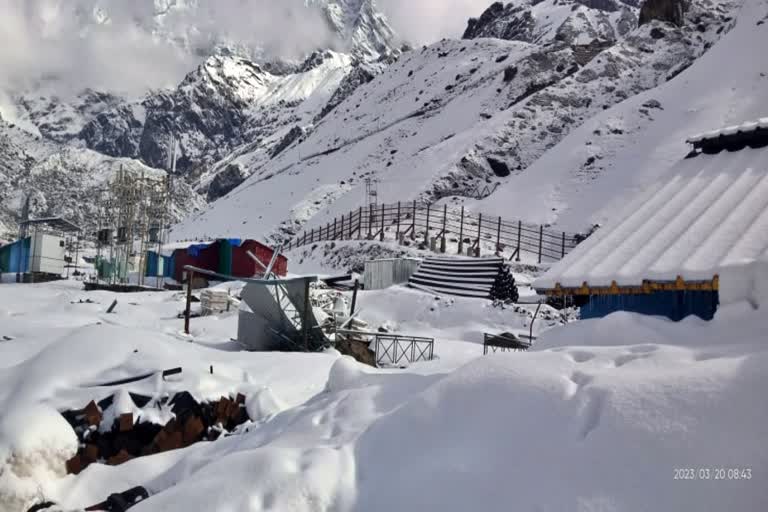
[496,217,502,256]
[311,227,316,243]
[396,201,401,238]
[368,204,374,239]
[425,204,431,244]
[358,207,363,239]
[380,203,385,241]
[412,200,417,240]
[184,269,193,335]
[516,221,522,262]
[340,215,345,241]
[561,232,566,259]
[333,218,337,239]
[458,206,465,255]
[538,225,544,264]
[442,205,448,253]
[477,213,482,257]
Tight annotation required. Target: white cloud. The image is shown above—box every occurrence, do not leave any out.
[0,0,337,99]
[0,0,490,106]
[377,0,491,45]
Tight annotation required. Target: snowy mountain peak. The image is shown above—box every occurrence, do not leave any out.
[316,0,400,58]
[180,55,272,106]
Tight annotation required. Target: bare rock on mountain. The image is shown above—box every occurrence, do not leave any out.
[464,0,639,45]
[639,0,689,26]
[206,163,249,201]
[79,104,144,159]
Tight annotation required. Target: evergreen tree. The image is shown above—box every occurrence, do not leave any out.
[490,265,519,303]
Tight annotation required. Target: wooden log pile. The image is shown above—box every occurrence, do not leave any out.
[62,392,250,475]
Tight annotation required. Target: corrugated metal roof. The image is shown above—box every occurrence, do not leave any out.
[687,118,768,143]
[534,145,768,290]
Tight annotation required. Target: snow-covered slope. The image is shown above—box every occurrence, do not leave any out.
[171,0,738,243]
[480,0,768,230]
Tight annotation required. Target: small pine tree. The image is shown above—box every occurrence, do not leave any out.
[490,265,519,304]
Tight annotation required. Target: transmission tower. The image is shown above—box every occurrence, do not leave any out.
[364,177,379,208]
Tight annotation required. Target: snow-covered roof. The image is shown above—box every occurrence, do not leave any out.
[686,117,768,147]
[535,144,768,292]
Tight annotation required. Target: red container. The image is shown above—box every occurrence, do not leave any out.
[232,240,288,278]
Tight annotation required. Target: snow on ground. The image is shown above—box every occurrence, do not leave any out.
[1,277,766,511]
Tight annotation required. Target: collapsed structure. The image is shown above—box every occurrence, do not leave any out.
[535,119,768,321]
[237,276,326,353]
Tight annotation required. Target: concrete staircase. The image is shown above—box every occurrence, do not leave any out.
[408,257,504,298]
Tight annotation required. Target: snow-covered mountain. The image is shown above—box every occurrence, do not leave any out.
[170,0,744,244]
[0,118,204,238]
[3,0,763,250]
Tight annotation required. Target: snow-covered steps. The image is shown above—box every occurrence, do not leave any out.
[408,257,503,299]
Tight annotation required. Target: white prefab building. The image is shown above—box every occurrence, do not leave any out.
[28,233,66,275]
[535,118,768,321]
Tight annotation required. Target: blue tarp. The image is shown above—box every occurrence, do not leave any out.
[187,243,211,258]
[186,239,243,257]
[581,291,719,321]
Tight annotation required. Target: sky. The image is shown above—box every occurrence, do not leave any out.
[378,0,493,44]
[0,0,493,116]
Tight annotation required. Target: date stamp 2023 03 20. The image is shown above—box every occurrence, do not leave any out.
[674,468,753,481]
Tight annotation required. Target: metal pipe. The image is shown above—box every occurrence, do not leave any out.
[184,270,193,335]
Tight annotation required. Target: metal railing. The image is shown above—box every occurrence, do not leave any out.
[335,329,435,367]
[483,332,532,354]
[284,202,581,263]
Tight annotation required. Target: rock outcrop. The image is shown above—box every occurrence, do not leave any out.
[464,0,639,45]
[639,0,689,26]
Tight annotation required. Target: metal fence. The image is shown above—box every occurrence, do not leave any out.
[373,333,435,367]
[284,202,581,263]
[335,329,435,367]
[483,332,532,354]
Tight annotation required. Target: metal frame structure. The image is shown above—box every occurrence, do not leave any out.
[334,329,435,367]
[93,166,173,287]
[483,332,532,354]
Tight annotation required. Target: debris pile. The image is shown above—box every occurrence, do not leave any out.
[62,391,251,475]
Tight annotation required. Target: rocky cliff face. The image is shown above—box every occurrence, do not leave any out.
[459,0,735,195]
[463,0,639,45]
